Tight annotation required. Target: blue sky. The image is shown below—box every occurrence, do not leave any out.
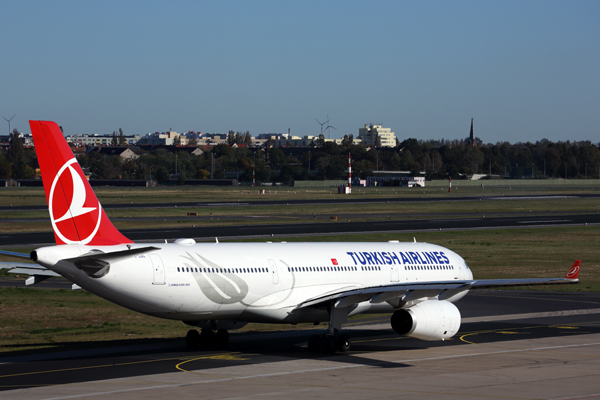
[1,0,598,143]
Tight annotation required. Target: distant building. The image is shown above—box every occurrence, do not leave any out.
[273,135,317,147]
[468,118,476,146]
[367,171,425,187]
[67,134,142,146]
[196,134,228,146]
[85,146,141,161]
[136,131,181,146]
[358,124,397,147]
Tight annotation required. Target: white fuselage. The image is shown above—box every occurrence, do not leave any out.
[34,241,473,325]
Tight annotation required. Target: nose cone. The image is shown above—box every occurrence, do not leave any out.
[450,252,473,280]
[462,258,474,280]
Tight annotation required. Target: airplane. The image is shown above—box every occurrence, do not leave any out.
[0,120,581,353]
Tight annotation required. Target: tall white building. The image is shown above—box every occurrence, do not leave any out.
[358,124,397,147]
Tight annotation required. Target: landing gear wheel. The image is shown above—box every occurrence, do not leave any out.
[322,335,338,354]
[200,328,216,349]
[215,329,229,348]
[186,329,200,349]
[307,334,322,353]
[337,333,351,352]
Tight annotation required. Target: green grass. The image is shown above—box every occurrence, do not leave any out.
[0,286,319,355]
[1,184,600,207]
[1,191,599,234]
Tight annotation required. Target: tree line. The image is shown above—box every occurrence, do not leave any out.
[2,128,599,183]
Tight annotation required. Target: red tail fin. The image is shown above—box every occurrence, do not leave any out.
[30,120,133,246]
[565,260,580,280]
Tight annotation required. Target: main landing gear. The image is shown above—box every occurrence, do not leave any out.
[307,300,352,353]
[307,331,351,353]
[186,328,229,350]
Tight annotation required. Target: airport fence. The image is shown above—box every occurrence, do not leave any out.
[427,179,600,187]
[294,180,346,187]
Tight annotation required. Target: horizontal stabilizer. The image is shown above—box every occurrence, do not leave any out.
[26,275,52,285]
[64,246,160,265]
[0,261,61,286]
[59,246,160,277]
[8,266,60,277]
[0,262,60,277]
[0,250,31,259]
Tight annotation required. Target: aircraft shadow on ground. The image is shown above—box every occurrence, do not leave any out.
[1,319,598,362]
[0,320,598,392]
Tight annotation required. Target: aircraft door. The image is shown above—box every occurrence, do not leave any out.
[390,264,399,282]
[268,259,279,284]
[150,254,166,285]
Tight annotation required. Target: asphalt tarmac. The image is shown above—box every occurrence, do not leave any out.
[1,290,599,399]
[1,193,599,212]
[1,212,598,247]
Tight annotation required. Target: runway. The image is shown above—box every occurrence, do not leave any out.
[1,193,599,212]
[1,290,599,399]
[1,212,599,246]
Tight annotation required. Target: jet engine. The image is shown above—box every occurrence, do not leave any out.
[390,300,461,341]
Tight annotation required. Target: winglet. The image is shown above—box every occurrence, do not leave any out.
[565,260,580,280]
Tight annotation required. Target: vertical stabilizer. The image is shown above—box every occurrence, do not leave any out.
[30,120,133,246]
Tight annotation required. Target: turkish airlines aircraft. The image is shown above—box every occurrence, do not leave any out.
[0,121,581,353]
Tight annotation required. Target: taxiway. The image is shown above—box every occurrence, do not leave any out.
[1,290,599,399]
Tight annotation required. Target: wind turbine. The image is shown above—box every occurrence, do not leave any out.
[323,115,336,139]
[3,114,16,135]
[315,116,329,137]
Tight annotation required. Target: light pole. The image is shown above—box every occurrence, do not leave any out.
[544,159,546,177]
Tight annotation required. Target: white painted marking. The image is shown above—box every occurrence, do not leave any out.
[462,308,600,323]
[517,220,570,224]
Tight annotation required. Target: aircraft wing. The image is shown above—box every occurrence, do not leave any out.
[295,261,580,310]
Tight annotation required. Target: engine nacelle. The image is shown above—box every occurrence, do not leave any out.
[390,300,461,341]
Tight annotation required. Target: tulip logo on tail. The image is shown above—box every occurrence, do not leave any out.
[49,158,102,245]
[565,261,580,279]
